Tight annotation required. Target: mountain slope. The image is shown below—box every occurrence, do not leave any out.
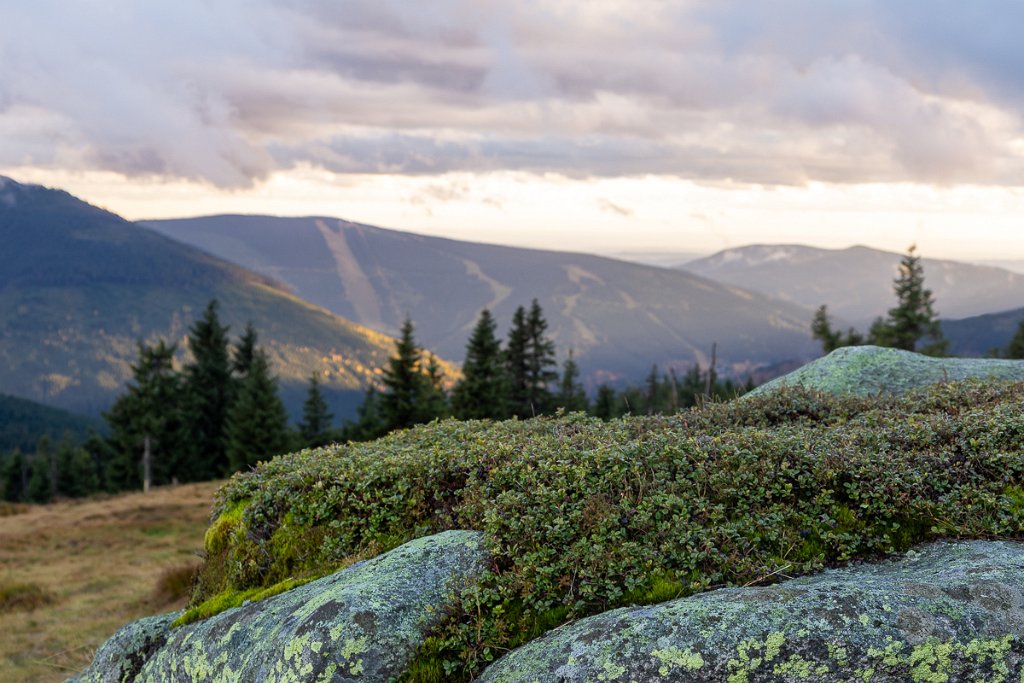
[682,244,1024,326]
[942,307,1024,357]
[0,178,398,417]
[143,215,820,382]
[0,393,101,453]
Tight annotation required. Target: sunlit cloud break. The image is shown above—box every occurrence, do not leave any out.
[2,0,1023,258]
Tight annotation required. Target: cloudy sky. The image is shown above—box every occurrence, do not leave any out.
[2,1,1023,259]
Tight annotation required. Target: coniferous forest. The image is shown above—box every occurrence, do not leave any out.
[0,298,748,503]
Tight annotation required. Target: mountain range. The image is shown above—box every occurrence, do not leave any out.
[682,244,1024,327]
[0,177,399,418]
[143,215,821,384]
[942,307,1024,357]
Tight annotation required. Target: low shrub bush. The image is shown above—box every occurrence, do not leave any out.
[191,380,1024,680]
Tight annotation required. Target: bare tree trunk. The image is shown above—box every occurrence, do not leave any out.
[669,367,679,412]
[143,434,152,494]
[704,342,717,400]
[50,448,58,500]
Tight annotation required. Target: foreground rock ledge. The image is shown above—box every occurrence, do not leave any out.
[748,345,1024,398]
[479,541,1024,682]
[72,529,488,682]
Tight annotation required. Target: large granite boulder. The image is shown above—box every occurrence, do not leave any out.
[478,541,1024,682]
[749,345,1024,398]
[72,530,487,682]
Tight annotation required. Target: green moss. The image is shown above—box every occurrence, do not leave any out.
[623,572,689,605]
[190,380,1024,680]
[172,575,315,627]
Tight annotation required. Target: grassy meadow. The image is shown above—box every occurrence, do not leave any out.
[0,481,221,682]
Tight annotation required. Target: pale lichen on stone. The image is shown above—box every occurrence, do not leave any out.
[73,530,488,682]
[477,541,1024,682]
[748,345,1024,398]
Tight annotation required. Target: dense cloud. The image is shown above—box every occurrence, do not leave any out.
[1,1,1022,187]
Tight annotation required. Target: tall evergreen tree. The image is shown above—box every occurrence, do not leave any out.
[27,435,53,503]
[183,300,233,478]
[591,384,618,421]
[225,350,290,472]
[811,246,943,355]
[232,322,259,377]
[56,435,99,498]
[419,353,450,422]
[380,318,429,431]
[2,449,26,502]
[1005,320,1024,359]
[878,245,947,355]
[555,350,588,412]
[452,309,509,419]
[504,306,531,417]
[342,388,385,442]
[811,305,842,353]
[524,300,558,415]
[104,340,187,489]
[299,374,335,448]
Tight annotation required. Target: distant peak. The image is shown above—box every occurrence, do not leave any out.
[0,176,17,207]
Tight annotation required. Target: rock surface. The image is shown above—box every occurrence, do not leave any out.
[72,530,487,682]
[478,541,1024,682]
[749,345,1024,397]
[71,612,181,683]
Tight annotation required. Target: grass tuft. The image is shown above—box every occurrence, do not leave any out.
[0,581,56,613]
[153,563,202,606]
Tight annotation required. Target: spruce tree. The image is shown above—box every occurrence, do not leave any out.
[225,351,290,472]
[380,318,428,431]
[183,300,233,478]
[56,436,99,498]
[876,246,947,355]
[452,309,509,419]
[299,374,335,448]
[104,340,187,489]
[555,350,588,412]
[505,306,531,417]
[27,435,53,503]
[524,300,558,415]
[591,384,618,421]
[811,305,842,353]
[342,388,385,442]
[232,322,258,377]
[2,449,25,502]
[1005,320,1024,359]
[418,353,450,422]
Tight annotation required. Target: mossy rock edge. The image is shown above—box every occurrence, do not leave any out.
[478,540,1024,682]
[74,530,488,682]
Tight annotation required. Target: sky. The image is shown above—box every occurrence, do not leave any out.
[2,1,1023,260]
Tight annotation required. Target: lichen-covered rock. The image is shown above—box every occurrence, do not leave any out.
[478,541,1024,682]
[71,611,181,683]
[74,530,488,682]
[749,345,1024,398]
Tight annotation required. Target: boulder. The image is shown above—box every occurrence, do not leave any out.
[72,530,487,682]
[478,541,1024,682]
[71,612,181,683]
[749,345,1024,398]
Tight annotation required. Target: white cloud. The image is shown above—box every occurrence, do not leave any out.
[1,1,1022,187]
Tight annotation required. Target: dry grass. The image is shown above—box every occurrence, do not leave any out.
[0,480,222,682]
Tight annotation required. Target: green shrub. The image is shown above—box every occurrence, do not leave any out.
[191,380,1024,680]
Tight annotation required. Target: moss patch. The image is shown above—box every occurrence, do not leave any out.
[195,380,1024,680]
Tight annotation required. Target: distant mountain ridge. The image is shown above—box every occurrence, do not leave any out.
[0,392,102,453]
[943,307,1024,358]
[0,178,400,417]
[683,244,1024,326]
[143,215,821,383]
